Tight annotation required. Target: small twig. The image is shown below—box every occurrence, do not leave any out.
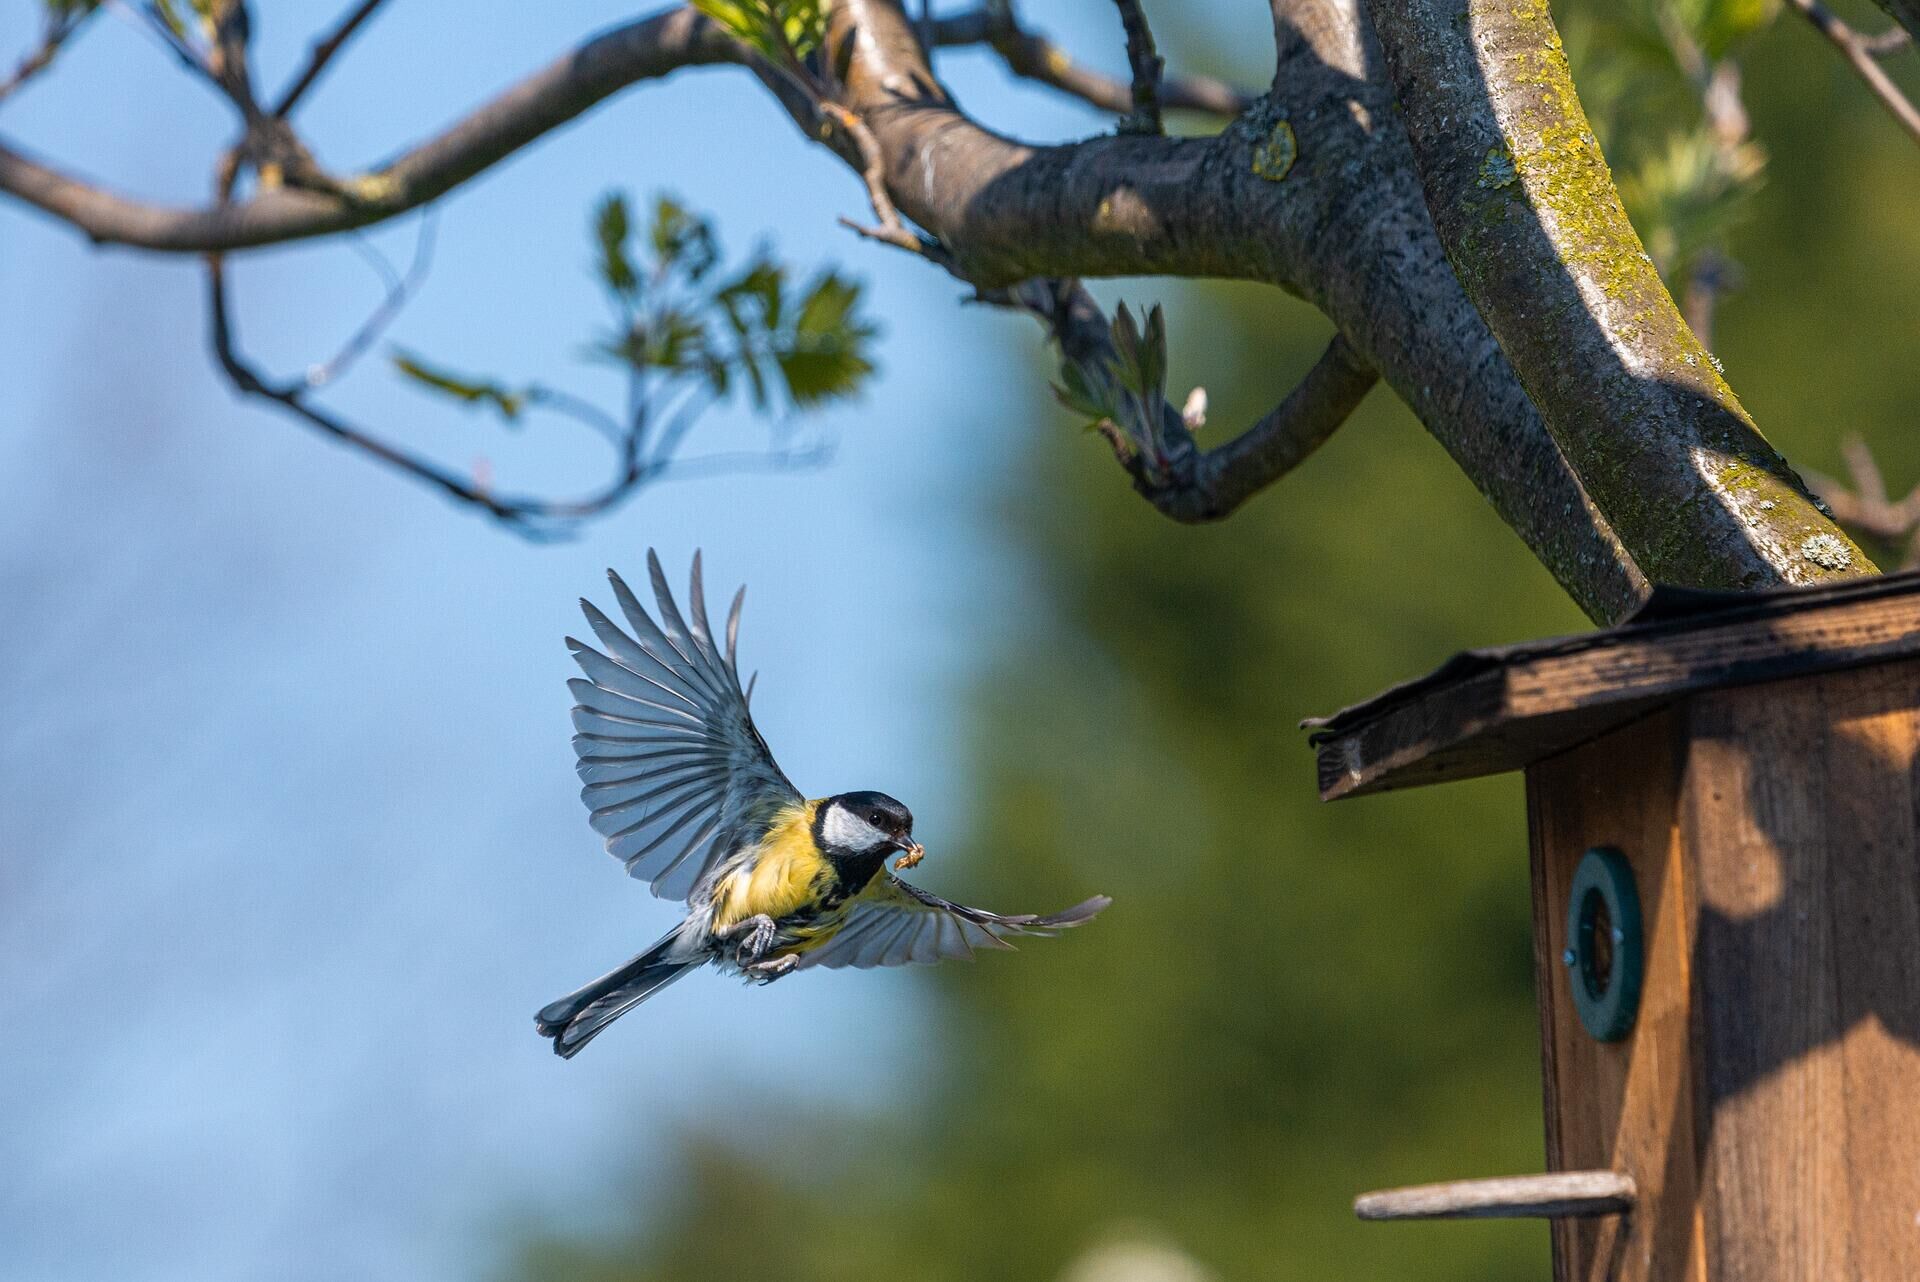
[819,100,954,265]
[205,240,825,538]
[104,0,216,83]
[1109,0,1164,134]
[930,9,1252,120]
[0,6,96,107]
[1862,25,1915,56]
[988,277,1376,522]
[1789,0,1920,145]
[273,0,387,117]
[1806,434,1920,568]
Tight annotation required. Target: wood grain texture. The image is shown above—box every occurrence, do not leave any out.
[1682,662,1920,1281]
[1354,1171,1635,1221]
[1528,712,1709,1282]
[1316,581,1920,799]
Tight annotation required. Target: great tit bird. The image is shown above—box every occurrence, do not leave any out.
[535,550,1110,1058]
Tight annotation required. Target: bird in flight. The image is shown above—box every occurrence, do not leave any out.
[535,550,1110,1057]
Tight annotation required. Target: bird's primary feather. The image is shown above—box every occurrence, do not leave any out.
[567,549,801,902]
[796,876,1113,971]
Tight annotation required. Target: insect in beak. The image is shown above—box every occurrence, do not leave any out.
[894,840,925,871]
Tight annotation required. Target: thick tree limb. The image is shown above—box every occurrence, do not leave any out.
[823,0,1647,619]
[1364,0,1873,590]
[1000,278,1375,521]
[1789,0,1920,146]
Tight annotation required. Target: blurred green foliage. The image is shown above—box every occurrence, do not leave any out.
[501,4,1920,1279]
[394,192,876,434]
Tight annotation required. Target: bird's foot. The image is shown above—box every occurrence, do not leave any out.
[723,913,778,964]
[746,953,798,982]
[893,841,926,872]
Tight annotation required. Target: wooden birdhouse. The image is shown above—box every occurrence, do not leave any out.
[1305,572,1920,1281]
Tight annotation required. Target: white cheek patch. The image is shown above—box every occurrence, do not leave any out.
[822,805,889,852]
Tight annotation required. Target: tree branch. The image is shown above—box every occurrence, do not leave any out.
[1109,0,1165,134]
[205,251,822,537]
[930,9,1252,119]
[832,0,1648,618]
[0,8,742,252]
[273,0,389,118]
[1806,436,1920,569]
[1870,0,1920,44]
[4,0,1657,619]
[1364,0,1873,590]
[995,278,1375,521]
[1788,0,1920,146]
[0,4,95,107]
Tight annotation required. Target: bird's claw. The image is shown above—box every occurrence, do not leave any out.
[893,841,926,872]
[728,914,778,964]
[746,953,798,981]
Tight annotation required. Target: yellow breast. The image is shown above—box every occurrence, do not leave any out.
[711,800,831,931]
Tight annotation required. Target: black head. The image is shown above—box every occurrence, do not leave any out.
[817,790,916,856]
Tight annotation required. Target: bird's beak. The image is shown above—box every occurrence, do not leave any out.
[893,840,926,871]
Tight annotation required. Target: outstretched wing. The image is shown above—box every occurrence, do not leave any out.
[568,549,802,901]
[796,876,1110,970]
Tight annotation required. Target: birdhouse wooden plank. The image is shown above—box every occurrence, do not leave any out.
[1308,572,1920,1281]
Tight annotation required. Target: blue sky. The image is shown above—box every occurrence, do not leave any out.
[0,2,1265,1277]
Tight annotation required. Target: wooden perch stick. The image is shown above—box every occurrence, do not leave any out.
[1354,1171,1636,1221]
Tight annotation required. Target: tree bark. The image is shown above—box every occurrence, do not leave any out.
[1364,0,1875,591]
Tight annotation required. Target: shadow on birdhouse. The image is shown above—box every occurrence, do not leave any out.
[1304,572,1920,1281]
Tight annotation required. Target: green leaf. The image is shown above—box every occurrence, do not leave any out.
[773,273,876,407]
[593,192,638,298]
[390,350,525,421]
[689,0,826,61]
[650,195,719,283]
[715,257,785,338]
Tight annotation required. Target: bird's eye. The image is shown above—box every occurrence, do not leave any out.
[869,812,884,826]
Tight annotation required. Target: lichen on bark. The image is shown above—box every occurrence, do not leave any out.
[1365,0,1875,592]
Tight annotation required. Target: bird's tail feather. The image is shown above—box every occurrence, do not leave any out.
[535,930,697,1059]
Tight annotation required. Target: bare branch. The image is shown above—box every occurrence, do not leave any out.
[1364,0,1871,589]
[273,0,388,118]
[930,9,1252,119]
[995,278,1376,522]
[0,4,96,107]
[205,251,818,538]
[1788,0,1920,146]
[1807,435,1920,569]
[0,8,742,252]
[1109,0,1165,134]
[1869,0,1920,45]
[1861,25,1914,55]
[819,101,952,263]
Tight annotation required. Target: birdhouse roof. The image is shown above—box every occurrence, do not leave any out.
[1305,570,1920,800]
